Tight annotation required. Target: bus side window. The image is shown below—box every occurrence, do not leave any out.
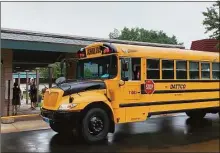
[121,58,131,81]
[162,60,174,79]
[132,58,141,80]
[189,61,199,79]
[176,61,187,79]
[146,59,160,79]
[201,62,210,79]
[212,62,220,80]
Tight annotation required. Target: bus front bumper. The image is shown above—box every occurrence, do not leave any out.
[40,108,81,124]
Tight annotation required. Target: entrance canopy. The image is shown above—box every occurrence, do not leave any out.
[1,28,92,72]
[1,28,184,72]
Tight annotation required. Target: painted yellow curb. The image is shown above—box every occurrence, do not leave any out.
[1,114,40,119]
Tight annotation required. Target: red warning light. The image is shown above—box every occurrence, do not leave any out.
[77,48,86,58]
[103,47,110,54]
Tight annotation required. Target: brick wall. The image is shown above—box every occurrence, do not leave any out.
[1,49,13,116]
[190,39,219,52]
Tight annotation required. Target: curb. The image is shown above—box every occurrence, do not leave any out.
[1,114,42,123]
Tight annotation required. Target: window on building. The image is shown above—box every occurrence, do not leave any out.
[162,60,174,79]
[201,62,210,79]
[189,61,199,79]
[176,61,187,79]
[212,62,220,80]
[146,59,160,79]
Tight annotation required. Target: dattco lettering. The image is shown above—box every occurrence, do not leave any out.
[170,84,186,90]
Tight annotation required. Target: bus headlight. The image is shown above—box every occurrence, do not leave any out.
[58,103,78,110]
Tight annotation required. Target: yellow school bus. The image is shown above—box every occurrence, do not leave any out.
[40,42,220,143]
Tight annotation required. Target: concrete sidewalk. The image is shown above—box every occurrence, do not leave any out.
[1,118,50,133]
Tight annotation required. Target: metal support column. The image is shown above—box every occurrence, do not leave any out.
[36,68,39,103]
[25,70,29,104]
[18,72,20,87]
[48,66,53,88]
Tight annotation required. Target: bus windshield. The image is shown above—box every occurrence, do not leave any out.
[76,55,117,80]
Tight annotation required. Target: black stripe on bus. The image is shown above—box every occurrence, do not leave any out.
[148,106,220,116]
[154,88,220,94]
[140,84,220,94]
[119,98,220,108]
[152,80,220,83]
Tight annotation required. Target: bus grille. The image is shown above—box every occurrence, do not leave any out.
[43,91,59,107]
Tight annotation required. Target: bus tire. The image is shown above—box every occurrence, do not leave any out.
[186,110,206,119]
[81,108,110,144]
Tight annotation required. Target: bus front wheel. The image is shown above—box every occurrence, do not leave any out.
[186,110,206,119]
[81,108,110,144]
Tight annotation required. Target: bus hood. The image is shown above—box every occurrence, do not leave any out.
[54,80,106,96]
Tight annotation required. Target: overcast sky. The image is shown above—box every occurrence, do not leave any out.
[1,2,215,49]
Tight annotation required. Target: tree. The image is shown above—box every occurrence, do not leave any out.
[202,1,220,40]
[84,68,92,78]
[109,27,183,45]
[39,62,62,81]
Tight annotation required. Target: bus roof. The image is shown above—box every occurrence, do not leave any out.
[113,43,219,62]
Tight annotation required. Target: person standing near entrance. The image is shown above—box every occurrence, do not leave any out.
[30,82,37,109]
[12,82,21,115]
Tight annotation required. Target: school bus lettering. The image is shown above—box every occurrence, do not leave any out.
[131,117,141,121]
[87,47,101,55]
[170,84,186,90]
[41,42,220,144]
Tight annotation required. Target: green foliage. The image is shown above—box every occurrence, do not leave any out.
[202,1,220,40]
[52,62,62,79]
[84,68,92,78]
[109,27,183,45]
[39,68,48,80]
[39,62,63,80]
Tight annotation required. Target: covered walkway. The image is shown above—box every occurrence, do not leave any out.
[1,28,92,116]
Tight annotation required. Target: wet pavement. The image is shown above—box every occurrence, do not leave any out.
[1,113,220,152]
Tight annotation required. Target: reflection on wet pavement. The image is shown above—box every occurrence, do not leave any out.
[1,114,219,152]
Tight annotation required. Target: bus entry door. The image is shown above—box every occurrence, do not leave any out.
[120,58,141,101]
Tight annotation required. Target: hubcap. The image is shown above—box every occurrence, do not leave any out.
[88,116,104,135]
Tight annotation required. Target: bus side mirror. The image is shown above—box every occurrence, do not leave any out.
[55,77,66,85]
[122,62,129,71]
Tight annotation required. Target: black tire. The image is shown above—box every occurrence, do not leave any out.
[186,110,206,120]
[81,108,110,144]
[50,122,72,134]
